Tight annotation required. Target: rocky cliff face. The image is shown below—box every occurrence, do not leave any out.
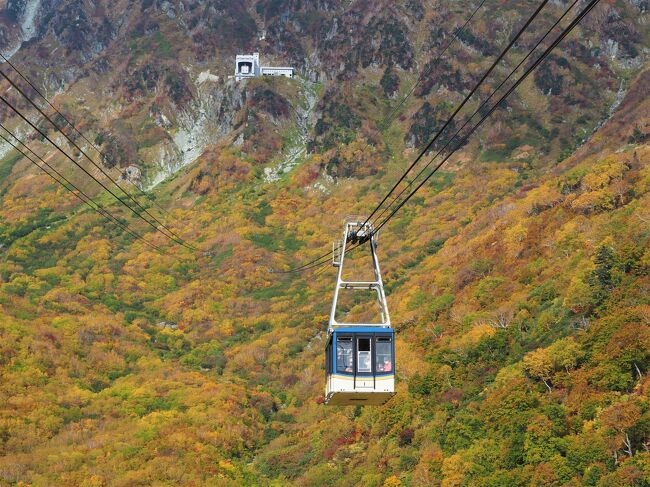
[0,0,647,188]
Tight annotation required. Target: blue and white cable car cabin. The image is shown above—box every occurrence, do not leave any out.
[325,220,395,406]
[325,327,395,405]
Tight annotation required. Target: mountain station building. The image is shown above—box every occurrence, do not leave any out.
[235,53,295,80]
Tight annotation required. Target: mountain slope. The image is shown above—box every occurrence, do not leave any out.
[0,0,649,486]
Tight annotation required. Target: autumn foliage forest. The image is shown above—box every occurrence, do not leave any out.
[0,0,649,485]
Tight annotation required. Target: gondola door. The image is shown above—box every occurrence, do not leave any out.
[355,335,374,389]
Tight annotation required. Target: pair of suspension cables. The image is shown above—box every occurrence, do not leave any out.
[0,52,197,255]
[277,0,601,275]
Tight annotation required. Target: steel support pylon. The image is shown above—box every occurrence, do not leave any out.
[328,219,391,332]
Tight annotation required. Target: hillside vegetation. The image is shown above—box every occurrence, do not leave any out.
[0,0,649,485]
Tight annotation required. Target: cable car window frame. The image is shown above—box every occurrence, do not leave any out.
[357,337,372,374]
[326,337,332,374]
[375,336,392,373]
[336,336,353,374]
[330,331,394,377]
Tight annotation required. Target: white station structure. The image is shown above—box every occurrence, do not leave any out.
[235,53,295,81]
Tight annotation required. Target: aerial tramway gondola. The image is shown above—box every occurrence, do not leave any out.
[324,219,395,406]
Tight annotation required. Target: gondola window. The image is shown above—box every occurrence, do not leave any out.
[358,338,371,373]
[376,337,392,372]
[337,337,353,373]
